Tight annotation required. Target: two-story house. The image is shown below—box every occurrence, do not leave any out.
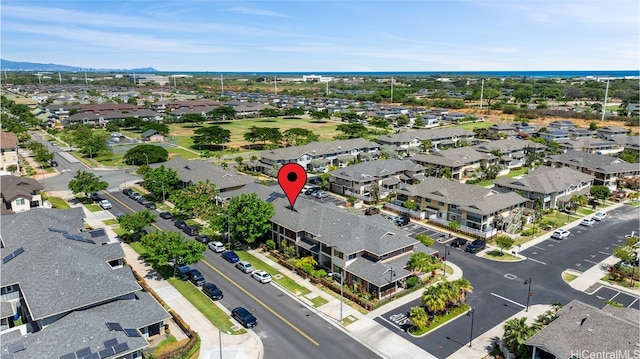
[396,177,528,238]
[0,131,19,174]
[0,176,43,215]
[473,139,546,169]
[0,208,170,359]
[411,147,497,181]
[487,123,518,138]
[377,128,475,152]
[596,126,628,140]
[493,166,594,210]
[539,130,571,143]
[558,138,624,155]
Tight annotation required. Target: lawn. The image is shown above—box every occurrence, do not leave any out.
[506,167,528,178]
[46,196,70,209]
[167,147,201,160]
[408,304,470,336]
[237,251,311,295]
[308,295,329,308]
[484,249,520,261]
[103,219,118,226]
[562,272,578,283]
[458,122,492,131]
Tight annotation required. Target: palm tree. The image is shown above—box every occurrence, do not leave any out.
[503,317,539,359]
[420,140,432,154]
[408,306,430,331]
[421,286,446,314]
[439,280,459,310]
[453,278,473,303]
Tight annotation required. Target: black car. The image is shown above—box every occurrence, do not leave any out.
[183,225,199,236]
[231,307,257,328]
[394,216,410,226]
[187,269,205,286]
[202,283,223,300]
[90,192,102,202]
[195,234,210,243]
[123,188,133,196]
[145,202,157,210]
[159,212,173,220]
[174,219,187,229]
[137,196,150,205]
[450,237,468,248]
[50,160,58,167]
[465,239,487,253]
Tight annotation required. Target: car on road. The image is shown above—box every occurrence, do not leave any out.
[450,237,468,248]
[129,192,142,201]
[145,202,157,210]
[580,218,596,227]
[183,225,199,236]
[465,239,487,253]
[551,229,571,239]
[251,270,272,284]
[221,251,240,263]
[159,212,173,220]
[235,261,254,273]
[231,307,257,328]
[208,241,225,253]
[202,283,223,300]
[90,192,102,202]
[123,188,133,196]
[174,219,187,230]
[195,234,210,243]
[593,212,607,221]
[187,269,205,286]
[137,196,150,205]
[178,265,191,279]
[98,199,112,210]
[50,160,58,167]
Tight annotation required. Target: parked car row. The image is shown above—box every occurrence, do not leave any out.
[123,188,156,209]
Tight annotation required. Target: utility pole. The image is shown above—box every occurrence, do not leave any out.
[390,77,394,103]
[221,74,224,94]
[601,79,610,122]
[479,79,485,110]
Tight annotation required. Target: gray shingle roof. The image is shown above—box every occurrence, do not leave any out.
[472,139,546,153]
[0,175,43,203]
[377,127,474,144]
[412,147,495,167]
[329,159,424,182]
[493,166,594,194]
[547,150,639,174]
[346,258,412,287]
[151,157,254,191]
[525,300,640,359]
[259,138,379,162]
[0,208,141,320]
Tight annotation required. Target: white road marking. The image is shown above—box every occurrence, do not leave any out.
[598,251,611,256]
[532,246,546,251]
[490,293,526,309]
[584,259,598,265]
[378,315,404,331]
[628,298,638,308]
[527,257,547,265]
[610,292,620,301]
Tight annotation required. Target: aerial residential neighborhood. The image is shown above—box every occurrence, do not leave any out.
[1,71,639,359]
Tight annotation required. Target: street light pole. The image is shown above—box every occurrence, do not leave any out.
[381,266,397,301]
[467,307,475,347]
[143,153,149,167]
[524,277,532,312]
[442,249,451,278]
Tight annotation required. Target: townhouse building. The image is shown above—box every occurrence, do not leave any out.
[558,138,624,155]
[596,125,628,140]
[473,139,546,169]
[0,131,19,174]
[0,208,170,359]
[487,123,518,138]
[258,138,380,174]
[539,129,571,142]
[0,176,44,215]
[411,147,498,181]
[377,127,476,152]
[493,166,594,210]
[395,177,528,238]
[63,109,161,127]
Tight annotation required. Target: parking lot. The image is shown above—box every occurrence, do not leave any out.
[587,283,640,310]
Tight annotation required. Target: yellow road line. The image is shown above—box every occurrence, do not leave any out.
[201,259,320,346]
[104,192,163,231]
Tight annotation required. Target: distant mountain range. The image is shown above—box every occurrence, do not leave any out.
[0,59,156,72]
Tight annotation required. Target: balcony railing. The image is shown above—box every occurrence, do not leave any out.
[428,215,497,239]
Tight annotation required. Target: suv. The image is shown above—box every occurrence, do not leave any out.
[187,269,205,286]
[98,199,112,210]
[450,237,468,248]
[235,261,254,273]
[394,216,410,226]
[183,225,199,236]
[90,192,102,202]
[465,239,487,253]
[551,229,570,239]
[208,241,225,253]
[174,219,187,230]
[231,307,257,328]
[195,234,210,243]
[202,283,223,300]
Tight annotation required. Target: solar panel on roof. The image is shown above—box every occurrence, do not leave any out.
[123,328,141,337]
[48,227,69,234]
[82,353,99,359]
[75,347,91,357]
[89,229,106,238]
[13,247,24,256]
[98,347,115,358]
[7,343,25,353]
[3,247,25,264]
[105,322,123,331]
[58,353,76,359]
[112,342,129,354]
[103,338,118,348]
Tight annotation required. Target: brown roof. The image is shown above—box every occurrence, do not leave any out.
[1,175,43,204]
[0,130,18,150]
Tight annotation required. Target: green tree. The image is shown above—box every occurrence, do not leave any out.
[419,140,432,153]
[259,108,282,117]
[614,236,639,267]
[68,170,108,197]
[80,132,109,158]
[124,144,169,165]
[453,278,473,303]
[413,116,425,128]
[590,185,611,203]
[482,88,502,108]
[143,165,180,200]
[408,252,438,273]
[421,285,447,314]
[408,306,430,331]
[415,233,434,247]
[141,231,207,276]
[118,210,156,239]
[379,145,397,159]
[6,164,17,174]
[619,149,639,163]
[336,123,367,138]
[105,121,120,133]
[494,235,515,254]
[182,113,206,127]
[447,220,460,231]
[403,200,417,210]
[208,106,236,121]
[226,193,275,245]
[368,117,390,129]
[141,122,170,135]
[283,128,319,146]
[33,148,54,167]
[169,180,219,220]
[503,317,540,359]
[341,111,362,123]
[440,167,452,179]
[192,125,231,150]
[310,109,330,122]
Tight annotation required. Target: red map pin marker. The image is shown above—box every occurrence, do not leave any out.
[278,163,307,210]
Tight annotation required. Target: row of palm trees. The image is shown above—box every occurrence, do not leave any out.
[408,278,473,331]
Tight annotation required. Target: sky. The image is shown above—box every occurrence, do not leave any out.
[1,0,638,72]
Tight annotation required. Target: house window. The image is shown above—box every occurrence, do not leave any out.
[450,204,457,209]
[347,253,357,260]
[438,201,444,206]
[425,198,431,203]
[15,198,25,206]
[333,249,344,259]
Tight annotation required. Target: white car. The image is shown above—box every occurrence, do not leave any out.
[251,270,272,284]
[235,261,254,274]
[580,218,596,227]
[551,229,570,239]
[98,199,112,210]
[593,212,607,221]
[208,241,225,253]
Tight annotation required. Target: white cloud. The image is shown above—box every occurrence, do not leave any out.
[226,7,291,18]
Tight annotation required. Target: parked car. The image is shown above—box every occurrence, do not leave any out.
[580,218,596,227]
[145,202,157,210]
[314,191,329,199]
[177,265,191,279]
[465,239,487,253]
[123,188,133,196]
[208,241,225,253]
[231,307,257,328]
[304,187,320,195]
[450,237,468,248]
[195,234,210,243]
[364,207,380,215]
[90,192,102,202]
[50,160,58,167]
[174,219,187,230]
[159,212,173,220]
[187,269,205,286]
[137,196,150,204]
[222,251,240,263]
[129,192,142,201]
[202,283,223,300]
[183,225,199,236]
[98,199,112,210]
[251,270,272,284]
[115,213,125,221]
[593,212,607,221]
[394,216,410,226]
[551,229,571,239]
[235,261,254,273]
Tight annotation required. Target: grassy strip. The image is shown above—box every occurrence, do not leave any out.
[562,272,578,283]
[154,336,178,353]
[409,304,470,336]
[309,295,329,308]
[484,250,520,261]
[167,147,201,160]
[47,196,70,209]
[103,219,118,226]
[236,251,311,295]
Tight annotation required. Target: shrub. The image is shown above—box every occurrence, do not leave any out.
[311,269,327,278]
[265,239,276,250]
[406,276,420,288]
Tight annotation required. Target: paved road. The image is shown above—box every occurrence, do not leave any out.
[102,190,380,359]
[373,205,640,358]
